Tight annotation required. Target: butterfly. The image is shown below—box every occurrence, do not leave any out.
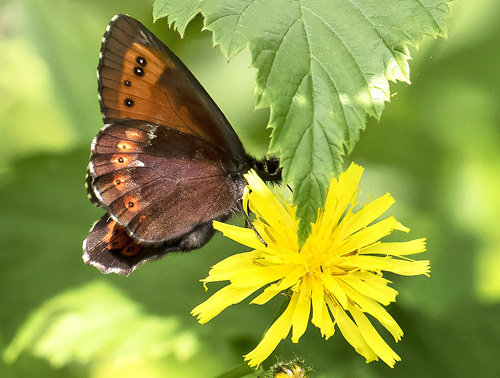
[83,14,281,275]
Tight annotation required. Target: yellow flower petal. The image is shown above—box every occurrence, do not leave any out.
[244,171,296,232]
[351,271,399,303]
[337,279,403,341]
[250,284,282,305]
[319,301,335,339]
[253,222,298,252]
[349,305,401,367]
[310,275,325,327]
[322,274,349,309]
[383,259,431,276]
[250,265,307,306]
[191,285,259,323]
[213,221,266,251]
[244,293,298,367]
[327,297,378,363]
[274,266,307,291]
[335,216,402,256]
[317,164,363,241]
[340,274,397,305]
[230,264,296,288]
[335,193,395,243]
[360,239,427,256]
[291,278,311,342]
[339,255,398,272]
[202,251,261,283]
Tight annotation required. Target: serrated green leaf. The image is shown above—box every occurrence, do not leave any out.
[153,0,450,243]
[153,0,203,35]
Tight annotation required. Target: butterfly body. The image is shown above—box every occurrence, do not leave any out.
[83,15,280,275]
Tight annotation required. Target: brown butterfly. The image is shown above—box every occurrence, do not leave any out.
[82,15,281,275]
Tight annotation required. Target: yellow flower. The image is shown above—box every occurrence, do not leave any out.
[191,163,429,368]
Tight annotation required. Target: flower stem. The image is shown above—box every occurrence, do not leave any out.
[215,363,256,378]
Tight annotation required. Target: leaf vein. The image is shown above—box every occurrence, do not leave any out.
[258,16,300,101]
[413,0,443,34]
[346,0,409,78]
[300,4,377,115]
[310,56,349,140]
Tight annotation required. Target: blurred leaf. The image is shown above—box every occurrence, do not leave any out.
[4,281,199,368]
[367,302,500,378]
[0,3,76,171]
[0,148,101,356]
[0,0,159,173]
[153,0,450,242]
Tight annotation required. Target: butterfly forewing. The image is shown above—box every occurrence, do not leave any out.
[98,14,247,161]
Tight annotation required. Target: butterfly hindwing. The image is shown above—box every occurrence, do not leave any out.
[83,213,217,275]
[83,214,165,274]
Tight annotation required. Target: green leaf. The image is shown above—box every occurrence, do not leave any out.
[153,0,203,34]
[153,0,450,243]
[4,281,199,368]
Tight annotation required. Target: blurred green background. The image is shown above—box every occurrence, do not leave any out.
[1,0,499,377]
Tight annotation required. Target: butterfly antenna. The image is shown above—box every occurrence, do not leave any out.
[239,201,267,247]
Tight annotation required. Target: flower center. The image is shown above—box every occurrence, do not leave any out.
[302,238,358,277]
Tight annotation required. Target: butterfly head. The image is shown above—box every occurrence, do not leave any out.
[251,156,282,183]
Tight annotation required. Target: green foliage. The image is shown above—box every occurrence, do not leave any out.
[3,0,500,377]
[153,0,450,242]
[4,281,199,367]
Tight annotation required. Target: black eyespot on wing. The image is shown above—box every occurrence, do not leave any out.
[136,56,147,66]
[133,67,144,77]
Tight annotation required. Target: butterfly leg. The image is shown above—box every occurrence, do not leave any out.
[238,200,267,247]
